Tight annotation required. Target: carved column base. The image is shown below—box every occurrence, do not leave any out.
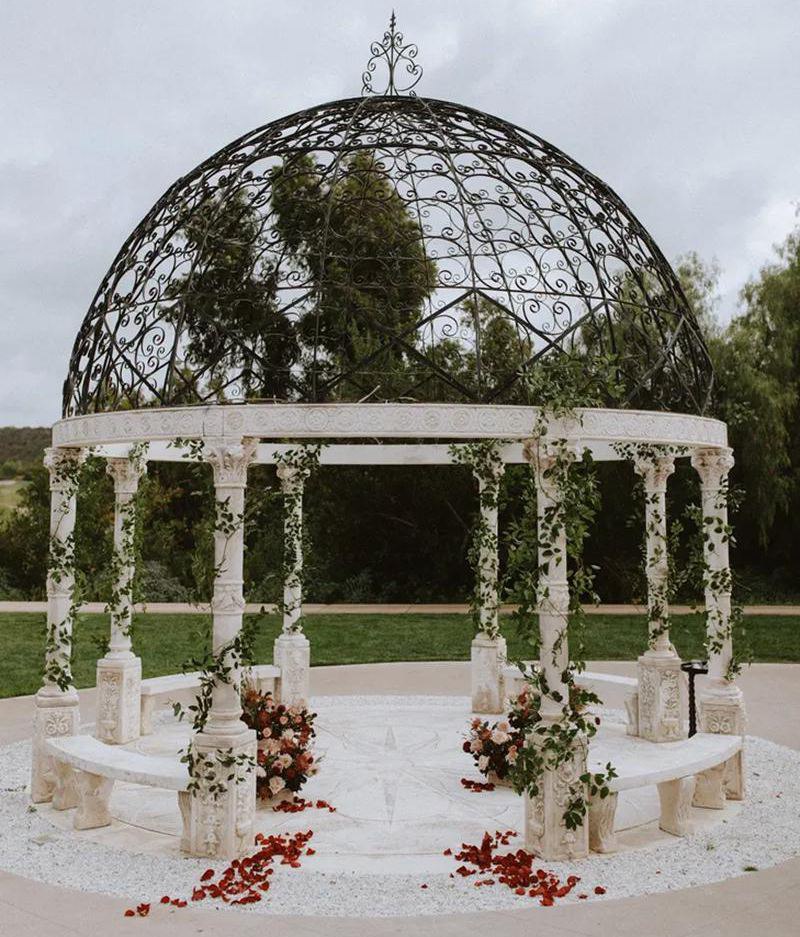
[274,632,310,706]
[637,654,684,742]
[471,634,507,714]
[523,728,589,860]
[699,691,746,800]
[184,729,257,860]
[30,689,80,803]
[95,656,141,744]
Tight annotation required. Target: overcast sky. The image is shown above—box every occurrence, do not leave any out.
[0,0,797,427]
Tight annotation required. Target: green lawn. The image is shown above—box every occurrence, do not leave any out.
[0,479,25,513]
[0,611,797,699]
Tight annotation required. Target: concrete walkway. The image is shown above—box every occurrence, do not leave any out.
[1,661,798,936]
[3,601,800,615]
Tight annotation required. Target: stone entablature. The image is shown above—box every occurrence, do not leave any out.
[52,403,728,450]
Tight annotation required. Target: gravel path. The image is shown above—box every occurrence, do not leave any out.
[1,698,798,917]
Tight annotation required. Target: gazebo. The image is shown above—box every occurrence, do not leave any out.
[31,18,745,863]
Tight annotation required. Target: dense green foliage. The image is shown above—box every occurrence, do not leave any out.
[1,610,797,700]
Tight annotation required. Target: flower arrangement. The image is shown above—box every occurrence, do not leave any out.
[463,686,541,783]
[240,685,318,801]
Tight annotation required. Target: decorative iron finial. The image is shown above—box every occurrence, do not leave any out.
[361,12,423,96]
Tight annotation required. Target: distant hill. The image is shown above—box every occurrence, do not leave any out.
[0,426,51,476]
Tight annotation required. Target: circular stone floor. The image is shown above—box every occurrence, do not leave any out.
[2,694,799,917]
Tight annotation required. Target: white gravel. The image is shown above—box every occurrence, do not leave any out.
[1,696,798,917]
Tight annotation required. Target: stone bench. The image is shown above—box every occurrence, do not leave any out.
[586,726,743,852]
[140,663,280,734]
[503,663,641,733]
[45,735,190,841]
[503,663,637,698]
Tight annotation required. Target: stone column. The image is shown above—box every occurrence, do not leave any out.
[185,438,257,859]
[634,452,683,742]
[95,453,146,744]
[521,439,588,860]
[470,459,506,713]
[31,447,84,803]
[691,447,746,799]
[273,462,311,706]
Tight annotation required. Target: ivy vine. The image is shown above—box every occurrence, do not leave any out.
[274,444,323,632]
[449,440,504,639]
[43,450,87,692]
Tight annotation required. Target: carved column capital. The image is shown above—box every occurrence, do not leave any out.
[691,447,734,489]
[276,461,310,492]
[43,447,85,492]
[106,453,147,495]
[521,438,578,478]
[205,437,258,486]
[634,453,675,492]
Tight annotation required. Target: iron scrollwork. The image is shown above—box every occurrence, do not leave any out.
[63,19,713,419]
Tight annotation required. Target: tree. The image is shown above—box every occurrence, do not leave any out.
[270,151,437,401]
[166,189,299,401]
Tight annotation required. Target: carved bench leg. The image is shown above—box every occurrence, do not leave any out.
[694,763,726,809]
[724,750,745,801]
[625,692,639,737]
[140,696,155,736]
[658,776,695,836]
[589,792,619,853]
[51,761,79,811]
[178,790,191,853]
[73,771,114,830]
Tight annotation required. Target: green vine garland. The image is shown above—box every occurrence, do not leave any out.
[449,440,504,639]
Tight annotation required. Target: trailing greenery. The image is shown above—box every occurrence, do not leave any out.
[448,440,504,638]
[275,444,323,631]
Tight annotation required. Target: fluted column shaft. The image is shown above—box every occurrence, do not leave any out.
[31,447,84,802]
[524,440,574,720]
[691,447,737,689]
[105,456,146,658]
[203,438,257,740]
[476,463,504,637]
[277,463,308,635]
[634,454,676,655]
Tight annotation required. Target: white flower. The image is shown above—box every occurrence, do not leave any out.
[491,728,510,745]
[268,775,286,795]
[470,739,482,753]
[277,753,292,768]
[281,729,295,741]
[477,755,489,771]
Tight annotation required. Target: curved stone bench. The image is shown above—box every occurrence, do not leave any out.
[586,725,743,852]
[46,735,190,843]
[140,663,280,734]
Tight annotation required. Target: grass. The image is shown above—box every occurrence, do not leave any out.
[0,479,25,514]
[0,611,798,699]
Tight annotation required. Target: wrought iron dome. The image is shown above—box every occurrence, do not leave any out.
[63,17,713,418]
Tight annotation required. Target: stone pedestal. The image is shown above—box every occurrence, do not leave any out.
[274,631,311,706]
[30,688,80,803]
[470,634,507,713]
[184,728,257,859]
[95,656,142,744]
[637,653,684,742]
[699,689,746,800]
[523,727,589,860]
